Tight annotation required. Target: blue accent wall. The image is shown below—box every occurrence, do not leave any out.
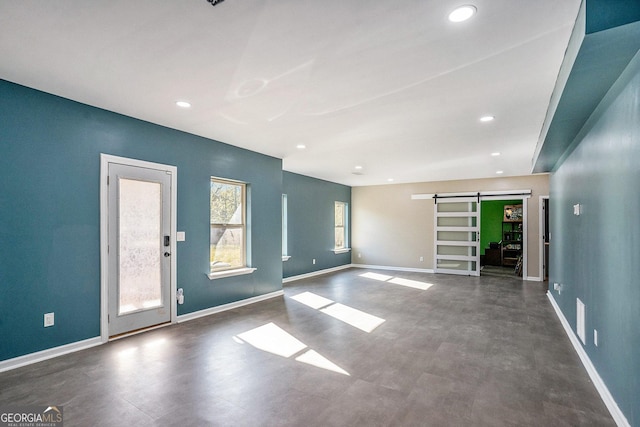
[0,80,283,361]
[549,52,640,425]
[282,172,351,278]
[586,0,640,34]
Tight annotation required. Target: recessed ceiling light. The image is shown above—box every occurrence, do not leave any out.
[354,165,363,170]
[491,152,501,157]
[176,101,191,108]
[480,115,495,122]
[387,178,395,182]
[496,170,504,174]
[448,5,477,23]
[296,144,306,149]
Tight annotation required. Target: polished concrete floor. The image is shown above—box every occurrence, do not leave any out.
[0,268,615,426]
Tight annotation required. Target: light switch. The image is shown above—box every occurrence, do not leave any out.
[177,231,186,242]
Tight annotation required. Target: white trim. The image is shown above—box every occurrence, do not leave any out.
[525,276,543,282]
[282,256,291,261]
[100,154,178,343]
[547,292,630,427]
[177,290,284,323]
[350,264,435,274]
[282,264,352,284]
[333,248,352,254]
[207,267,257,280]
[0,337,102,373]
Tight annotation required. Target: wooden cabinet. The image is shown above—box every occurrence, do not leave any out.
[501,220,523,267]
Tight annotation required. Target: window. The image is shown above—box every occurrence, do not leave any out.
[210,178,246,272]
[282,194,290,260]
[334,201,349,252]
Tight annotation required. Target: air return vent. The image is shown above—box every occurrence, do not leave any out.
[576,298,586,345]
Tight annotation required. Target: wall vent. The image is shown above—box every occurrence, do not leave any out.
[576,298,586,345]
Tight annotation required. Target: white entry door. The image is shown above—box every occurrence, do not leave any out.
[107,162,172,336]
[434,198,480,276]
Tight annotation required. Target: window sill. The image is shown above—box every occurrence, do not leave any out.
[207,267,257,280]
[333,248,351,254]
[282,256,291,262]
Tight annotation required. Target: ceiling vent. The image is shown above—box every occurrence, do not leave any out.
[206,0,226,6]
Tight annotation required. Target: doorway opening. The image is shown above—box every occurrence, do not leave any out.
[480,199,523,278]
[540,196,550,281]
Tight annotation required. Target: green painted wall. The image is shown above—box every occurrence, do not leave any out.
[549,52,640,425]
[480,200,520,255]
[282,172,351,278]
[0,80,283,361]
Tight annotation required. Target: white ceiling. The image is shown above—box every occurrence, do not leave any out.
[0,0,581,186]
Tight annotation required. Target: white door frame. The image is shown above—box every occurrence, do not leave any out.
[539,195,549,282]
[100,154,178,342]
[481,195,529,280]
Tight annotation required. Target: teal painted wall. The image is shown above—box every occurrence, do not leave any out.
[282,172,351,278]
[480,200,520,255]
[0,80,283,361]
[586,0,640,34]
[549,53,640,425]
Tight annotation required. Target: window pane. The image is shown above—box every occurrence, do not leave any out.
[335,226,345,249]
[335,202,344,226]
[210,225,244,270]
[211,181,243,224]
[210,178,246,272]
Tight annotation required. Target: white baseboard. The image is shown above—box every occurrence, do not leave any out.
[525,276,543,282]
[0,337,102,373]
[282,264,353,284]
[177,290,284,323]
[1,290,285,372]
[351,263,435,274]
[547,292,630,427]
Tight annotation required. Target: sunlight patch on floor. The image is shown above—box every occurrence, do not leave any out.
[290,291,334,309]
[234,322,350,376]
[290,292,386,333]
[359,272,434,291]
[388,277,434,290]
[359,272,393,282]
[320,303,385,333]
[295,349,350,376]
[236,322,306,358]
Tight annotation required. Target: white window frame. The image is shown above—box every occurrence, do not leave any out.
[333,201,351,254]
[208,177,255,280]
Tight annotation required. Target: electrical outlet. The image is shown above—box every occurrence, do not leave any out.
[312,259,316,265]
[44,312,55,327]
[358,253,361,258]
[419,256,424,262]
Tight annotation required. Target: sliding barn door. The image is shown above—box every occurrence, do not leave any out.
[434,198,480,276]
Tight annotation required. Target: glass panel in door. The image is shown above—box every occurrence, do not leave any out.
[434,199,480,276]
[118,178,163,314]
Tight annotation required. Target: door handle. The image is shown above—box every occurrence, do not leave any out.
[164,252,171,257]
